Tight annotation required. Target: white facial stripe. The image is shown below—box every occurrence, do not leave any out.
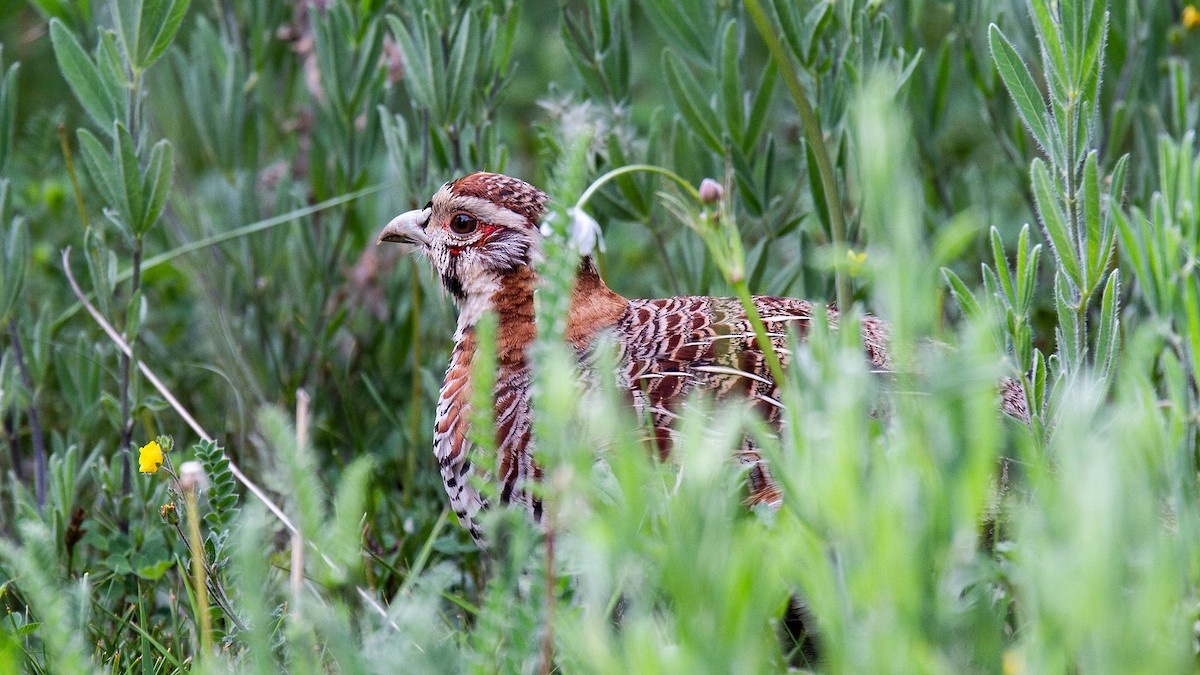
[446,194,529,229]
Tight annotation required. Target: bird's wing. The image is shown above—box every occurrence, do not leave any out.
[614,295,892,504]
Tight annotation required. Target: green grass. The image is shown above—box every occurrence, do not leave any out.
[0,0,1199,672]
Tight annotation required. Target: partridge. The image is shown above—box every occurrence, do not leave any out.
[379,172,1024,542]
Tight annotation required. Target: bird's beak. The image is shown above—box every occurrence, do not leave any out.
[378,207,432,246]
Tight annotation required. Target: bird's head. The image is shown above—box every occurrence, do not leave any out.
[378,172,547,302]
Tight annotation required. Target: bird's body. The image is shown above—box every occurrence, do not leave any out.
[379,172,1013,542]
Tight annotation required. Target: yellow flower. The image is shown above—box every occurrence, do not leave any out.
[847,248,867,277]
[1185,6,1200,30]
[1002,650,1024,675]
[138,440,164,474]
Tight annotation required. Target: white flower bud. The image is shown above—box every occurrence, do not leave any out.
[178,461,209,493]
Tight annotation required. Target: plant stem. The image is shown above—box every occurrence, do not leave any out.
[118,237,143,501]
[171,520,246,633]
[57,124,90,229]
[743,0,850,311]
[731,279,788,390]
[575,164,701,209]
[185,488,213,657]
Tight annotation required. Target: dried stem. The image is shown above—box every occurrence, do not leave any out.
[185,487,213,656]
[57,124,90,229]
[61,248,400,630]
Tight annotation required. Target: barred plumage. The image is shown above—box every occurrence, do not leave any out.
[379,172,1026,543]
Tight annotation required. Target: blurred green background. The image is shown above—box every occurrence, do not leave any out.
[1,0,1199,672]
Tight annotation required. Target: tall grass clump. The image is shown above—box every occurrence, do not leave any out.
[0,0,1198,672]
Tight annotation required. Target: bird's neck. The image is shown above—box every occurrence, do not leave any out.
[452,257,629,359]
[454,266,537,367]
[565,257,628,349]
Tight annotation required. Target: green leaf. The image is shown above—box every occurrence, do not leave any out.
[50,19,119,131]
[1098,153,1130,283]
[663,50,722,153]
[1019,242,1041,317]
[135,558,173,581]
[1113,206,1152,312]
[718,20,744,149]
[1077,3,1108,111]
[1148,196,1175,314]
[447,13,478,120]
[893,49,923,95]
[77,129,121,208]
[989,227,1015,306]
[988,24,1056,164]
[745,59,777,149]
[1054,271,1079,370]
[115,123,143,232]
[313,7,346,118]
[1031,348,1046,419]
[113,0,139,65]
[1081,151,1101,289]
[325,456,375,578]
[83,228,116,317]
[141,0,191,68]
[1031,158,1081,287]
[0,217,27,325]
[803,1,833,67]
[640,0,711,65]
[0,62,18,175]
[1027,0,1068,97]
[981,264,1001,306]
[139,140,173,235]
[1186,280,1200,388]
[97,31,128,107]
[1094,270,1120,385]
[941,268,981,320]
[386,14,439,120]
[124,288,143,343]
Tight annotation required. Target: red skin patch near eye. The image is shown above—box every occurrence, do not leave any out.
[448,224,502,256]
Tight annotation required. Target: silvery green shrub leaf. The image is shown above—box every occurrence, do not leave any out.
[989,24,1057,166]
[50,20,119,132]
[0,216,26,325]
[138,140,172,235]
[1032,158,1081,288]
[1094,270,1120,388]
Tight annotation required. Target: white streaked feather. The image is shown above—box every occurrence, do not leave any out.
[759,314,810,322]
[752,393,785,410]
[682,332,787,347]
[692,364,773,385]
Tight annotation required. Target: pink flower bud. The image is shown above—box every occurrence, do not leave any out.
[698,178,724,203]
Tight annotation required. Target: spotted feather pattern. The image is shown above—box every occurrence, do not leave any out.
[614,295,892,505]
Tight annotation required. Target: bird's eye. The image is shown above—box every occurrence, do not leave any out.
[449,213,478,235]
